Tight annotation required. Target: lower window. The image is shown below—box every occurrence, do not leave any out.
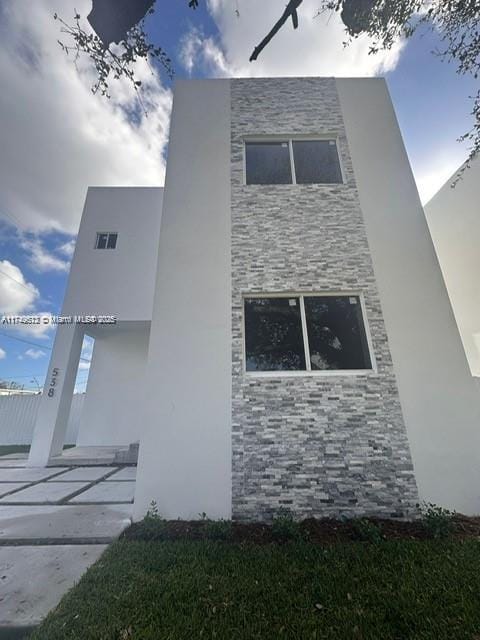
[244,294,372,373]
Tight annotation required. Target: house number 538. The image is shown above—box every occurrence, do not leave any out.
[47,368,60,397]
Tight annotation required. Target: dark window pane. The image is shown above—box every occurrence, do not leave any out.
[96,233,108,249]
[245,297,306,371]
[245,142,292,185]
[304,296,372,370]
[292,140,342,184]
[107,233,117,249]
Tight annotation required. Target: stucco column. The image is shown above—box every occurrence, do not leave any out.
[28,325,84,467]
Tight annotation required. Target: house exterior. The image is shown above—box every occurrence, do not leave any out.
[28,187,162,465]
[424,157,480,377]
[29,77,480,520]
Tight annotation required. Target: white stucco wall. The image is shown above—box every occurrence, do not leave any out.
[133,79,232,521]
[337,78,480,514]
[76,324,150,446]
[29,187,162,466]
[63,187,163,321]
[424,157,480,377]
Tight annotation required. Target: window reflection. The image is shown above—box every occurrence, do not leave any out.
[244,297,306,371]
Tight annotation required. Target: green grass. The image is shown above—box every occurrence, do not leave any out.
[0,445,30,456]
[31,538,480,640]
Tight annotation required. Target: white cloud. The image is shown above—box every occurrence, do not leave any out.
[181,0,404,78]
[20,237,70,273]
[15,313,54,340]
[0,348,6,360]
[0,0,171,234]
[0,260,39,314]
[25,348,46,359]
[57,239,76,258]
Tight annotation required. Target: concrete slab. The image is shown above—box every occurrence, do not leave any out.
[0,482,91,505]
[47,467,118,482]
[0,461,29,468]
[0,545,106,627]
[0,484,30,498]
[49,446,126,466]
[0,468,68,483]
[107,467,137,481]
[0,504,132,543]
[69,481,135,504]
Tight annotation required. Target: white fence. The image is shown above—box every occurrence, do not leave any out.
[0,393,84,445]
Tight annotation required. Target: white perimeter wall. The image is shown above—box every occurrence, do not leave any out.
[133,79,232,520]
[424,157,480,376]
[76,325,150,446]
[337,78,480,514]
[0,394,83,445]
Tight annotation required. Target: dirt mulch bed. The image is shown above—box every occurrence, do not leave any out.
[123,513,480,545]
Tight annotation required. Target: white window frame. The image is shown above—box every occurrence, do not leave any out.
[95,232,118,250]
[242,291,376,378]
[242,135,346,186]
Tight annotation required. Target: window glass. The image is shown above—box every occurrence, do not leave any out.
[245,141,292,185]
[107,233,118,249]
[304,296,371,370]
[244,297,306,371]
[292,140,342,184]
[96,233,108,249]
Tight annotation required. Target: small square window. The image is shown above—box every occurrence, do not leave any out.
[95,233,117,250]
[106,233,117,249]
[95,233,108,249]
[245,141,292,185]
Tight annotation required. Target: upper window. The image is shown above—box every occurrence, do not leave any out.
[95,232,118,249]
[244,294,372,373]
[245,139,342,185]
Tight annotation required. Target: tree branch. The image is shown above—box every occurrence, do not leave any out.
[250,0,304,62]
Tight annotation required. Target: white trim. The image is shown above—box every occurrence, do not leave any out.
[288,139,297,185]
[299,296,311,370]
[243,135,345,186]
[242,291,376,377]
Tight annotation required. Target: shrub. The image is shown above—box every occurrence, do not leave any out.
[271,510,304,541]
[203,518,233,541]
[351,518,384,544]
[128,500,169,540]
[145,500,161,520]
[421,503,456,539]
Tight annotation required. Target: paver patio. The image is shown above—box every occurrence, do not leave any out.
[0,458,137,632]
[0,483,29,498]
[69,480,135,504]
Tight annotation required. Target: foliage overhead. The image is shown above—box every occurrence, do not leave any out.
[56,0,479,175]
[335,0,480,178]
[54,0,197,104]
[252,0,478,178]
[86,0,156,46]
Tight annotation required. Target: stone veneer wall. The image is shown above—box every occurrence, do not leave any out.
[230,77,419,521]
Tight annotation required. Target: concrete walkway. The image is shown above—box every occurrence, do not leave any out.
[0,454,135,635]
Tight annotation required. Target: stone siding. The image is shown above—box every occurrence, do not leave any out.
[230,77,419,521]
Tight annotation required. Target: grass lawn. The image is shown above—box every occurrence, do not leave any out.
[31,538,480,640]
[0,445,30,456]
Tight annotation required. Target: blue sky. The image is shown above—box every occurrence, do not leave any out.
[0,0,476,391]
